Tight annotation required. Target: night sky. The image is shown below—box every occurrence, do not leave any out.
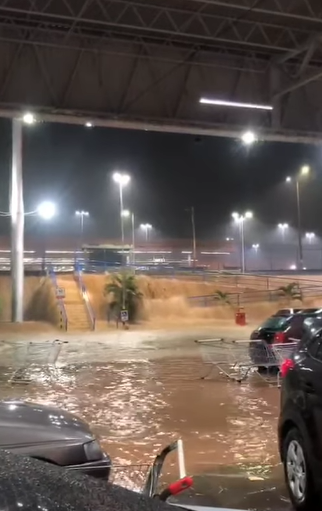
[0,118,321,242]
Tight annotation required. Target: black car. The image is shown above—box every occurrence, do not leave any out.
[249,311,322,368]
[274,308,303,316]
[278,315,322,510]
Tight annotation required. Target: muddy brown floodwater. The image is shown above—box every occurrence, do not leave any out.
[0,356,290,510]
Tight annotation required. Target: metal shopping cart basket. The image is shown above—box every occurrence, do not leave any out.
[109,439,193,501]
[195,338,298,383]
[271,342,298,386]
[9,339,65,384]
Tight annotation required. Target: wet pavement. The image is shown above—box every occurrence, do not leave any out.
[0,328,291,510]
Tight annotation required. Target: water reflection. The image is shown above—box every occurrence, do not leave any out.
[0,358,279,474]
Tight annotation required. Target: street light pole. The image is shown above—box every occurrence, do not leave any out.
[240,218,245,273]
[10,119,24,322]
[113,172,130,310]
[131,212,135,266]
[191,206,197,269]
[75,211,89,247]
[140,223,152,243]
[122,210,135,266]
[296,180,303,269]
[278,223,289,242]
[232,211,253,274]
[286,165,310,269]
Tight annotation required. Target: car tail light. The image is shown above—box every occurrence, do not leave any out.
[280,358,295,378]
[274,331,286,343]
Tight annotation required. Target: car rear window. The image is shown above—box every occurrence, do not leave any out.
[260,316,289,330]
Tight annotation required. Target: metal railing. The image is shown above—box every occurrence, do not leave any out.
[188,285,322,308]
[74,271,96,331]
[48,269,68,330]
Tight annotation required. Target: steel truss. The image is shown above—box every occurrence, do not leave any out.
[1,0,322,142]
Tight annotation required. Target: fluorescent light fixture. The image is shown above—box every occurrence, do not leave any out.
[200,98,273,111]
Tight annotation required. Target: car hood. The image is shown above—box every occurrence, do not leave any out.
[0,400,94,446]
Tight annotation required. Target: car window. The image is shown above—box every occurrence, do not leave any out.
[288,316,305,339]
[259,316,290,330]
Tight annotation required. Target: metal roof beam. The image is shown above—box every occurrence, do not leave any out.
[0,1,315,55]
[274,68,322,98]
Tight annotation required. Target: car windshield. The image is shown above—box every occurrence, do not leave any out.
[259,316,289,330]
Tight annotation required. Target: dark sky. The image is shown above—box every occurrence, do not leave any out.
[0,118,321,241]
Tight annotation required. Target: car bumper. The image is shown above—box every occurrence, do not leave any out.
[67,453,111,479]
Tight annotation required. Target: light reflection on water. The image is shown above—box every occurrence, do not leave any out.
[0,358,280,475]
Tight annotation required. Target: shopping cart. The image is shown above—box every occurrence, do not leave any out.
[109,439,193,502]
[9,339,66,384]
[271,342,298,386]
[195,338,298,384]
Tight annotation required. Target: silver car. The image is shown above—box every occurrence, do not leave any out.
[0,399,110,478]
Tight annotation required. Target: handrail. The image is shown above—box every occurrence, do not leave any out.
[188,284,322,308]
[48,268,68,331]
[75,271,96,331]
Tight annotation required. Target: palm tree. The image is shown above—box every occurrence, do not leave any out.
[277,282,302,302]
[213,290,231,305]
[104,273,142,322]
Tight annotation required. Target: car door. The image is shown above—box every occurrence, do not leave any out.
[297,332,322,462]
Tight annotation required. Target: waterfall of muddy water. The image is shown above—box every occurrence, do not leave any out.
[0,357,288,510]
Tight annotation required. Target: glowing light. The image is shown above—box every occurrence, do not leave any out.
[113,172,130,186]
[37,201,56,220]
[22,112,35,125]
[199,98,273,111]
[241,131,257,145]
[75,210,89,217]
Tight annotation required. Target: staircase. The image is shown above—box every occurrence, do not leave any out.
[56,275,92,331]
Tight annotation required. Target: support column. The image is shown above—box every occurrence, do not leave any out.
[10,119,24,322]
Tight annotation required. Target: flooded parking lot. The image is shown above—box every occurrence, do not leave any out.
[0,337,290,510]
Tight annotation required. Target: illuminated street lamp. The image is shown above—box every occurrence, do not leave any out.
[75,210,89,246]
[232,211,253,273]
[252,243,260,253]
[286,165,311,268]
[113,172,130,249]
[122,210,135,265]
[278,223,289,242]
[306,232,315,244]
[140,223,152,242]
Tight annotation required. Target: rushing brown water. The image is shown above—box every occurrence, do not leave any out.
[0,356,289,509]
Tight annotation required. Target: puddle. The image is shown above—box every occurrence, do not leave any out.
[0,357,289,509]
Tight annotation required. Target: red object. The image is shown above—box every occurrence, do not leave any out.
[280,358,295,378]
[235,310,246,326]
[158,476,193,501]
[274,331,286,343]
[168,477,193,496]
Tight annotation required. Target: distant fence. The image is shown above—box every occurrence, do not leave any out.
[188,285,322,308]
